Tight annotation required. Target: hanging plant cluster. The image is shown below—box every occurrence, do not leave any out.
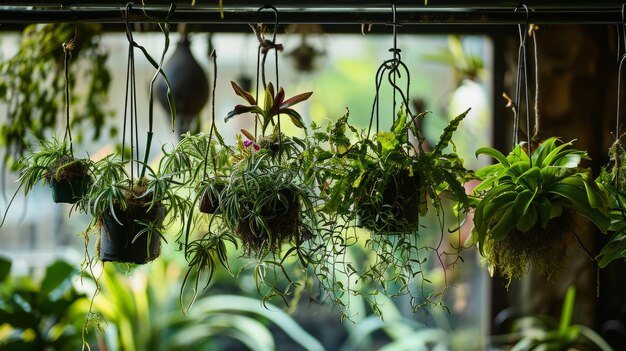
[6,4,626,327]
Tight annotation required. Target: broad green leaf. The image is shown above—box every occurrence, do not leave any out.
[597,234,626,268]
[432,108,470,156]
[530,137,557,167]
[474,163,504,182]
[536,196,552,228]
[508,144,530,164]
[475,146,509,167]
[517,205,538,232]
[507,160,531,178]
[483,189,517,220]
[489,204,516,241]
[517,167,541,191]
[40,260,74,296]
[230,81,256,104]
[512,189,536,225]
[549,183,610,232]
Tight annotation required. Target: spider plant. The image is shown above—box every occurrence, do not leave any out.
[471,138,610,282]
[221,82,315,257]
[20,138,91,204]
[86,155,189,264]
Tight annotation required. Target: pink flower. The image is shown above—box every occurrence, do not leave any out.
[244,139,260,151]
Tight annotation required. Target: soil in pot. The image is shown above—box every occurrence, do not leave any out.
[98,204,165,264]
[236,187,307,255]
[199,183,225,214]
[47,160,91,204]
[356,170,422,234]
[486,209,574,281]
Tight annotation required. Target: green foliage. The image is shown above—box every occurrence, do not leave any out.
[0,23,112,170]
[0,257,88,351]
[225,81,312,135]
[304,106,472,316]
[491,286,613,351]
[88,258,323,351]
[472,138,610,281]
[85,156,190,263]
[16,137,92,196]
[596,140,626,267]
[311,106,472,234]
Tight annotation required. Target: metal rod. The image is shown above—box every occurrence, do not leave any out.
[3,1,626,8]
[0,7,623,25]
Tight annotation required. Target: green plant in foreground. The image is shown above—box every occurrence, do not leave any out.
[491,286,613,350]
[471,138,610,282]
[86,155,189,264]
[0,257,88,351]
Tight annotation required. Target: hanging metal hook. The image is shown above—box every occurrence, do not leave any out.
[122,2,134,44]
[255,5,283,53]
[389,4,401,61]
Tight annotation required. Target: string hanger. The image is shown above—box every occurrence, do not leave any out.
[506,4,532,157]
[121,2,140,182]
[616,3,626,142]
[367,4,412,140]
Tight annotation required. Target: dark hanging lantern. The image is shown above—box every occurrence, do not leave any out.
[157,27,209,137]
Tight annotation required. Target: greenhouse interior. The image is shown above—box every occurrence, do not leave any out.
[0,1,625,350]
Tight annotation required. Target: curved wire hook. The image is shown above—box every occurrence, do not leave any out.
[257,5,279,46]
[122,2,135,44]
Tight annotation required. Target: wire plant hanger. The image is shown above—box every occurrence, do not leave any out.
[367,4,415,140]
[120,2,176,180]
[252,5,284,158]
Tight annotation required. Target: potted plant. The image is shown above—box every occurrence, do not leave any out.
[221,81,315,257]
[471,138,610,282]
[3,137,92,213]
[86,155,188,264]
[311,106,472,234]
[596,139,626,267]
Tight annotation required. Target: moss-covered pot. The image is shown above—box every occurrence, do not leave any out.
[356,170,422,234]
[98,205,165,264]
[236,187,302,255]
[484,210,574,281]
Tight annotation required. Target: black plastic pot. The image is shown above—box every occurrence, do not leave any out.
[49,173,90,204]
[99,205,165,264]
[356,170,421,233]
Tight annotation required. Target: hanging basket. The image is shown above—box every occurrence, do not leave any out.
[355,169,422,234]
[49,173,90,204]
[199,182,226,214]
[98,204,165,264]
